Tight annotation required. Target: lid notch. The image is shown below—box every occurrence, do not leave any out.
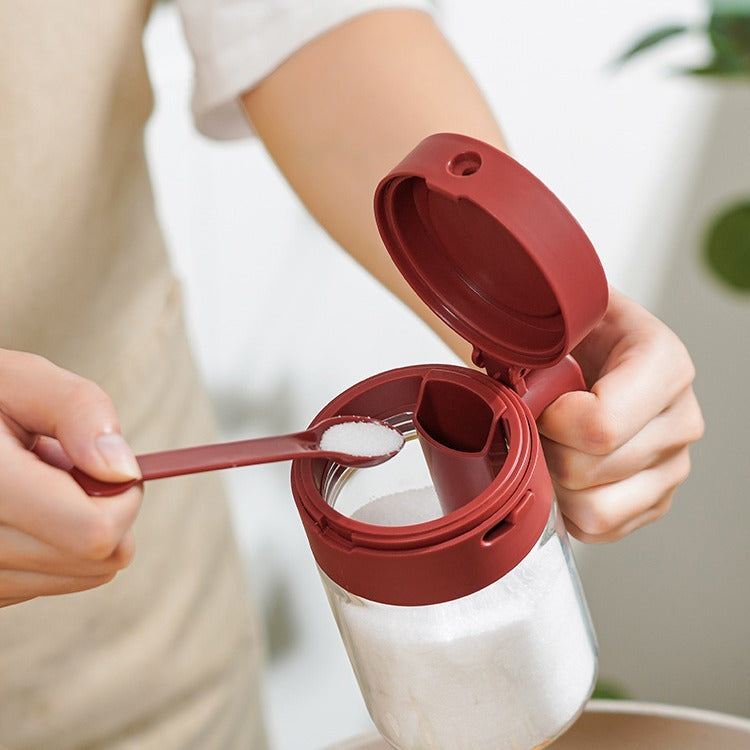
[447,150,482,177]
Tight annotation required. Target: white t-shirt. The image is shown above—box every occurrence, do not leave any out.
[177,0,432,139]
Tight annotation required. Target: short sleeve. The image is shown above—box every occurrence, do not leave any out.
[175,0,435,140]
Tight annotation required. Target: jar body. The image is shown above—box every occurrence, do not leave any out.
[292,367,599,749]
[321,502,597,750]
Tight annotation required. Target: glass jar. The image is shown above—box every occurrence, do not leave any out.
[317,414,596,750]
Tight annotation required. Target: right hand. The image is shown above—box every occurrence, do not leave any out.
[0,349,143,607]
[538,290,703,543]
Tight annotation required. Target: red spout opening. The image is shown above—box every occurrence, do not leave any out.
[415,369,509,515]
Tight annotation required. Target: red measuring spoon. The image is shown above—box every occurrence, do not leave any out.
[71,416,403,497]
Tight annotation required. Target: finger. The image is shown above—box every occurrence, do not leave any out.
[0,524,136,577]
[0,569,118,600]
[0,412,34,447]
[563,493,674,544]
[555,447,691,538]
[543,387,704,490]
[0,349,140,481]
[0,444,142,559]
[31,435,74,471]
[539,292,696,454]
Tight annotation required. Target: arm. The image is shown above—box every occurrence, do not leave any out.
[240,9,499,365]
[239,8,703,541]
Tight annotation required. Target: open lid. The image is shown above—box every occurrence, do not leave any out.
[374,133,608,384]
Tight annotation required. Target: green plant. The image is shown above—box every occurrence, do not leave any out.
[617,1,750,76]
[592,678,630,700]
[617,1,750,291]
[705,201,750,290]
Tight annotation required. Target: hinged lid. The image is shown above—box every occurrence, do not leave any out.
[374,133,608,385]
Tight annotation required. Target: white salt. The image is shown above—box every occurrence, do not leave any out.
[323,490,597,750]
[320,420,404,458]
[352,486,443,526]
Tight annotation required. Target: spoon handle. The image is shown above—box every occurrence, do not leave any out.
[137,432,317,478]
[71,431,317,497]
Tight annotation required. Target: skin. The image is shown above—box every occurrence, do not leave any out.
[0,9,703,607]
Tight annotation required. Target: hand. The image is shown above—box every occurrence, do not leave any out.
[0,349,142,606]
[537,289,704,543]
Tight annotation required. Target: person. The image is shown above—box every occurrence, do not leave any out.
[0,2,703,748]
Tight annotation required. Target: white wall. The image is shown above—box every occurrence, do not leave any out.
[143,2,748,748]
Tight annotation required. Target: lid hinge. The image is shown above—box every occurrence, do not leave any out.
[472,348,529,396]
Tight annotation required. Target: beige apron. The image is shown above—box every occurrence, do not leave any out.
[0,1,266,747]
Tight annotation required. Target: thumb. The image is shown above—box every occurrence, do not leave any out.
[0,350,140,481]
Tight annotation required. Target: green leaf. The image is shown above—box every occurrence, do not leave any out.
[613,24,691,66]
[684,63,750,75]
[704,201,750,291]
[706,13,750,73]
[592,678,631,700]
[708,0,750,14]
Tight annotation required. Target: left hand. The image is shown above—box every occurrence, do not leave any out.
[537,288,704,543]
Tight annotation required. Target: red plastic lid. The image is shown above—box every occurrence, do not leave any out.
[290,365,553,606]
[374,134,608,380]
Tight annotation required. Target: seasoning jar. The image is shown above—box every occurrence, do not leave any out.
[291,134,607,750]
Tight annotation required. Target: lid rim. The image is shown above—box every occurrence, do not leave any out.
[290,364,553,606]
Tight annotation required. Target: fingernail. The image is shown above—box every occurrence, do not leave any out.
[95,433,141,479]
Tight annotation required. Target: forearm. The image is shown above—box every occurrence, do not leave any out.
[240,9,505,362]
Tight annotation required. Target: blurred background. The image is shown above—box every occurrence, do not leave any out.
[142,1,750,748]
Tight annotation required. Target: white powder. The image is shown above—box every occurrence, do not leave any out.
[324,489,597,750]
[320,421,404,458]
[352,486,442,526]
